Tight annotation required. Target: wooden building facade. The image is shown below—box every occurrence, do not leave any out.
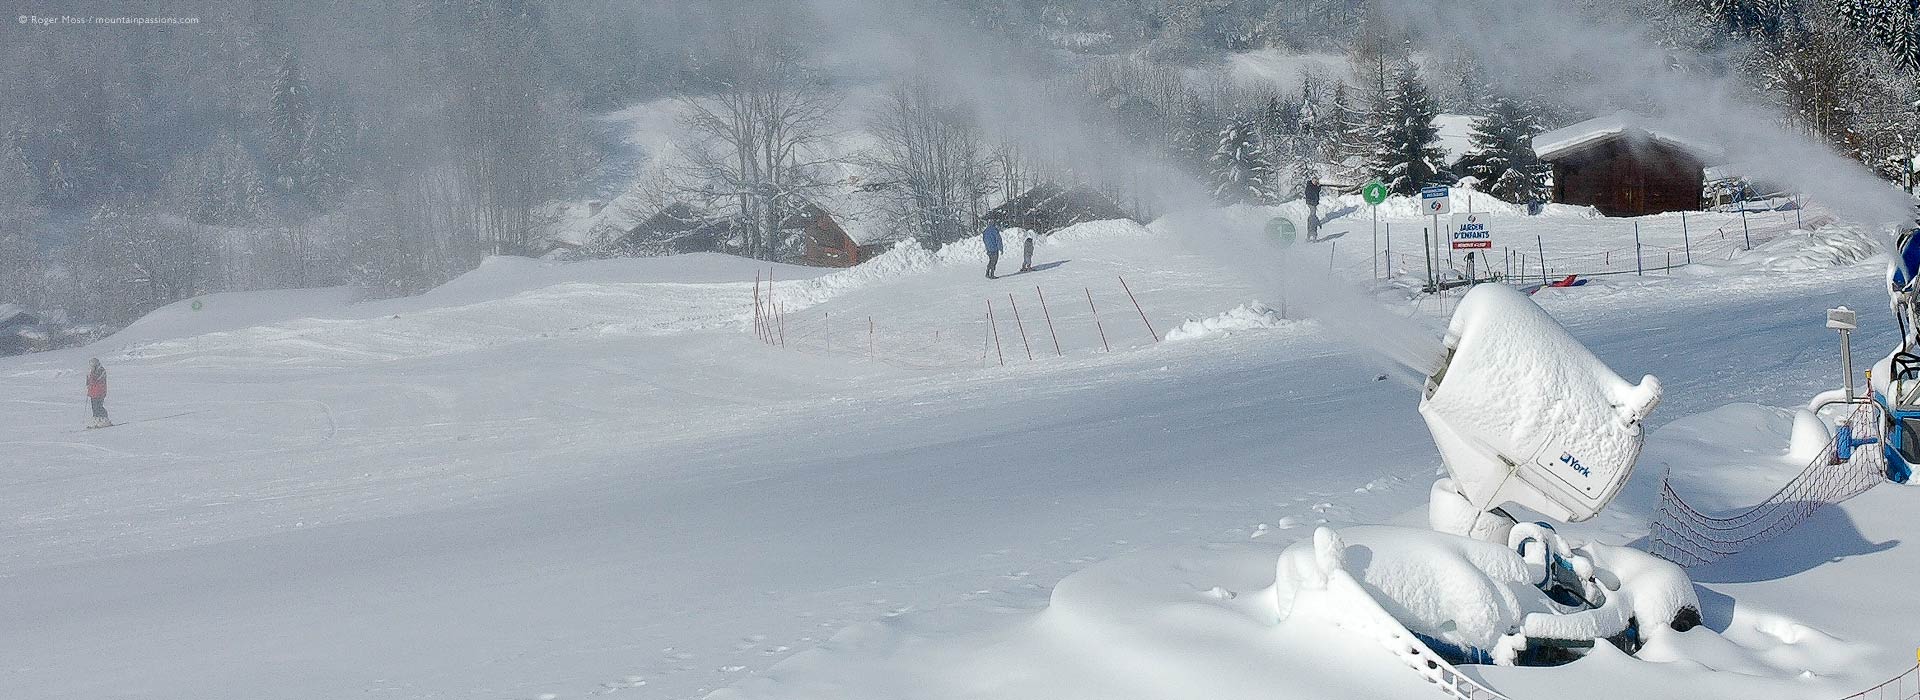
[1534,115,1712,217]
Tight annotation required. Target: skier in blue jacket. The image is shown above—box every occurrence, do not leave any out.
[982,223,1004,279]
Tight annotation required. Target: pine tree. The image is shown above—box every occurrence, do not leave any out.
[1368,67,1447,196]
[1465,95,1551,204]
[1210,118,1277,205]
[268,49,314,197]
[1834,0,1920,72]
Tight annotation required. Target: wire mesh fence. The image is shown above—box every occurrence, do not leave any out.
[1843,661,1920,700]
[1650,402,1887,568]
[1363,207,1832,291]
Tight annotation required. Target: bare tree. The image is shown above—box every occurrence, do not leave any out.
[673,27,841,261]
[864,77,1000,245]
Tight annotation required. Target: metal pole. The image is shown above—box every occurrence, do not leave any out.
[1795,198,1803,229]
[1329,241,1337,273]
[1842,328,1855,401]
[1372,206,1379,280]
[1423,225,1435,293]
[1384,223,1391,278]
[1634,221,1643,276]
[1536,235,1547,285]
[1682,211,1691,265]
[1741,206,1751,250]
[1086,287,1110,353]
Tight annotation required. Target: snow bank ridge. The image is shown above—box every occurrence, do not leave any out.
[1165,301,1296,341]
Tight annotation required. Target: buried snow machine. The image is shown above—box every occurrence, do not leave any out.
[1271,284,1697,667]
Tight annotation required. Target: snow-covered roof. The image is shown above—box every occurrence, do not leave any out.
[0,304,24,325]
[1531,112,1724,163]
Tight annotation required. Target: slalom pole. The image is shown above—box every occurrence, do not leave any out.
[1009,293,1034,361]
[1037,287,1062,356]
[987,299,1005,366]
[1086,287,1110,353]
[868,315,874,357]
[1118,276,1158,342]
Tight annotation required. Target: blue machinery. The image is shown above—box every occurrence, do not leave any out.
[1870,227,1920,483]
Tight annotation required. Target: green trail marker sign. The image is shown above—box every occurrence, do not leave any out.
[1266,216,1298,247]
[1362,180,1389,205]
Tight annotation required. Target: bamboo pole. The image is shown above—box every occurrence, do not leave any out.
[1009,293,1034,361]
[1086,287,1110,353]
[1037,287,1062,356]
[1118,276,1158,342]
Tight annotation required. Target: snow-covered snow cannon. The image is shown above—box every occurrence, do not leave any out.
[1270,285,1697,668]
[1420,284,1662,539]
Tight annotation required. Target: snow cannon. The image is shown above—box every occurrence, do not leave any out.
[1421,284,1662,536]
[1870,226,1920,483]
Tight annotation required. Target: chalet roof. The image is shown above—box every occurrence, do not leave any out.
[984,183,1132,233]
[1531,112,1724,163]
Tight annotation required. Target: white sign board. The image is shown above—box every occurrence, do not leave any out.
[1420,186,1451,216]
[1450,212,1492,250]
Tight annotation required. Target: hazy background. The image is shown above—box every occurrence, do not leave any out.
[0,0,1914,332]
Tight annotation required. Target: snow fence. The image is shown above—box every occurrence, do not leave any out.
[1649,403,1887,569]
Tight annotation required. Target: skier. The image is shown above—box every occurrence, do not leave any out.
[85,358,109,428]
[1304,177,1323,241]
[1020,230,1037,273]
[983,222,1004,279]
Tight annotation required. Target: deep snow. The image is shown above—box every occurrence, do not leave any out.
[2,200,1914,700]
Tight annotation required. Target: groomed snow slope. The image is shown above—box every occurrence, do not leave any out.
[1,208,1913,700]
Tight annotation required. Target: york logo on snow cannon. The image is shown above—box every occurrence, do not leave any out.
[1558,452,1591,478]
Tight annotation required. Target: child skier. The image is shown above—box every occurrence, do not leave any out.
[1020,230,1037,273]
[85,358,109,428]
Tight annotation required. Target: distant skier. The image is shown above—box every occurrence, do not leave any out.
[1020,230,1037,273]
[1304,177,1323,241]
[983,222,1004,279]
[85,358,109,428]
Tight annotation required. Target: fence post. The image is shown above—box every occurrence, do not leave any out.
[1423,225,1435,292]
[1634,221,1643,276]
[1037,287,1062,356]
[1536,235,1547,285]
[1086,287,1111,353]
[1009,293,1034,361]
[987,299,1004,366]
[1682,211,1692,265]
[1741,206,1752,250]
[1118,276,1158,342]
[1666,251,1672,275]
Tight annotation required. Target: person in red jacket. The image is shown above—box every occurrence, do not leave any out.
[86,358,110,428]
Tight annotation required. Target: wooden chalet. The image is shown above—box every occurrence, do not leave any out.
[983,183,1134,234]
[1532,114,1717,217]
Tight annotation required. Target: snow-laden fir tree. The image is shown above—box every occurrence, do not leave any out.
[1367,67,1448,196]
[1835,0,1920,70]
[1210,117,1277,205]
[1465,95,1551,204]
